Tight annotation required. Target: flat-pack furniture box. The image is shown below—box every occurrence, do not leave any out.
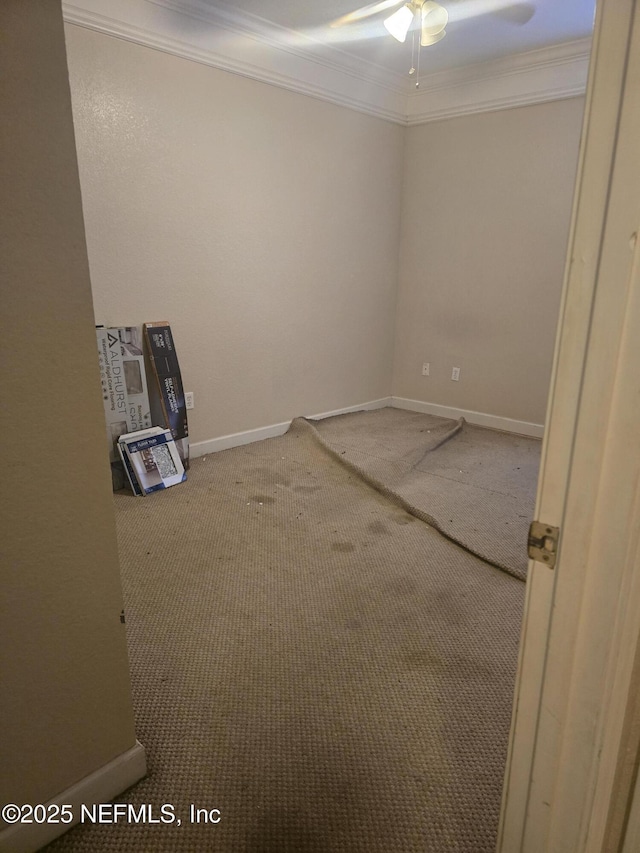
[144,322,189,468]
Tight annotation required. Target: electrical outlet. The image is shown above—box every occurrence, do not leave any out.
[422,362,430,376]
[185,391,195,410]
[451,367,460,381]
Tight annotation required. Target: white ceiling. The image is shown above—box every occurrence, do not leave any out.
[197,0,596,78]
[64,0,596,124]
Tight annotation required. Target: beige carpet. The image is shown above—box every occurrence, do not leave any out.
[46,412,527,852]
[310,408,540,580]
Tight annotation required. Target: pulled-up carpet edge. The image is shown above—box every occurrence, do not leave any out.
[297,416,526,583]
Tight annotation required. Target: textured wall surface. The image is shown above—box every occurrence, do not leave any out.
[393,98,585,425]
[0,0,137,808]
[65,24,582,439]
[64,25,405,443]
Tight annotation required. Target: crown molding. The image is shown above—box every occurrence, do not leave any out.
[150,0,409,92]
[405,38,591,124]
[62,0,590,126]
[62,0,407,124]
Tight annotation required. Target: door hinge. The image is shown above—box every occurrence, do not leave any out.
[528,521,560,568]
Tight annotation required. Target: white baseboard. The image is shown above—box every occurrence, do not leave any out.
[391,396,545,438]
[189,395,540,457]
[0,741,146,853]
[190,421,291,458]
[305,397,391,422]
[189,398,391,458]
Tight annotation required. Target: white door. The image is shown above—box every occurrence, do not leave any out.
[498,1,640,850]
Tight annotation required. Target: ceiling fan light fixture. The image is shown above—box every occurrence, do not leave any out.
[420,1,448,47]
[420,28,446,47]
[421,1,448,34]
[383,4,415,43]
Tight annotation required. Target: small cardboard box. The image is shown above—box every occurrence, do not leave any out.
[118,427,187,495]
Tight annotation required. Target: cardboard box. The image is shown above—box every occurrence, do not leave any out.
[117,426,186,495]
[143,322,189,468]
[117,326,152,433]
[96,327,131,462]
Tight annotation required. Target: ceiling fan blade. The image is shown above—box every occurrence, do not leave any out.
[446,0,536,27]
[492,2,536,25]
[329,0,404,29]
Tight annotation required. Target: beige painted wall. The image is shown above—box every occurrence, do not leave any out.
[63,26,405,445]
[392,98,585,425]
[64,24,584,438]
[0,0,137,810]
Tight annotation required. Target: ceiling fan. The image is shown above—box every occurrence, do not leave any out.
[330,1,536,51]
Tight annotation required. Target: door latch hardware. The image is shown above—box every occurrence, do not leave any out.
[528,521,560,568]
